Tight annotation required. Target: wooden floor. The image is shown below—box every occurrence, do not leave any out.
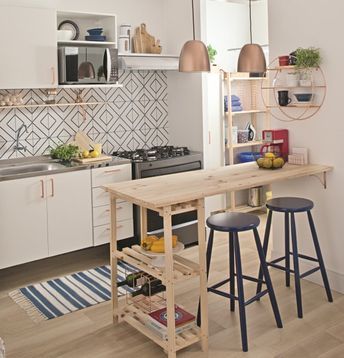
[1,216,343,358]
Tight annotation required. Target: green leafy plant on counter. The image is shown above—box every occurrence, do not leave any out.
[207,44,217,63]
[294,47,321,69]
[50,144,79,162]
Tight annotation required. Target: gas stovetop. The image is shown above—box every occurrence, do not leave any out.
[113,146,191,163]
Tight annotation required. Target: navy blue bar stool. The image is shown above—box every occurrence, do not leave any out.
[197,212,283,352]
[256,197,333,319]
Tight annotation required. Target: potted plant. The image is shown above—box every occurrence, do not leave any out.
[207,44,217,65]
[294,47,321,86]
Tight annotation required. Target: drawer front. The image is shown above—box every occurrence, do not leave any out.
[93,187,127,207]
[91,164,131,188]
[93,203,132,227]
[93,219,134,245]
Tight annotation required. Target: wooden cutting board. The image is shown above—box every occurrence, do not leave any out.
[132,23,156,53]
[73,154,112,164]
[75,131,95,151]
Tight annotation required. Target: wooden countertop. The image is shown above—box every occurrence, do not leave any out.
[103,162,333,209]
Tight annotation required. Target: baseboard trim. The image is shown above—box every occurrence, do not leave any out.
[271,249,344,294]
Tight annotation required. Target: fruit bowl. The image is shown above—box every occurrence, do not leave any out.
[256,153,285,170]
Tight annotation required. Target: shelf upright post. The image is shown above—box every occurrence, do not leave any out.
[110,194,119,323]
[163,205,177,358]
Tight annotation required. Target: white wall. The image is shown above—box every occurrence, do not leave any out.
[206,0,268,71]
[269,0,344,293]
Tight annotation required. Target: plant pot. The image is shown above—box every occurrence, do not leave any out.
[286,72,299,87]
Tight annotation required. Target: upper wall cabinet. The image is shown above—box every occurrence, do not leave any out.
[0,5,57,89]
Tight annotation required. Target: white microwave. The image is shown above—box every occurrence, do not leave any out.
[58,46,118,85]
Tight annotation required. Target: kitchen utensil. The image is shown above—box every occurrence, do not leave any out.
[58,20,80,40]
[248,186,263,207]
[73,154,112,164]
[85,35,106,42]
[87,28,103,36]
[132,23,155,53]
[74,131,95,151]
[294,93,313,102]
[57,29,74,41]
[278,90,292,106]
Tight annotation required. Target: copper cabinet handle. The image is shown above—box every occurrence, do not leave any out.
[103,169,121,174]
[40,179,45,198]
[50,178,55,197]
[106,225,123,231]
[51,67,55,85]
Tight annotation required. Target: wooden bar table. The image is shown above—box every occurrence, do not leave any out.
[103,162,332,358]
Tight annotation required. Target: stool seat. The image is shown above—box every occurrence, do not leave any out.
[206,212,260,232]
[266,197,314,213]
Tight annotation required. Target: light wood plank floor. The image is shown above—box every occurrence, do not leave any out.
[0,217,343,358]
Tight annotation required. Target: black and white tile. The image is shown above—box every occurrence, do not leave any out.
[0,70,169,159]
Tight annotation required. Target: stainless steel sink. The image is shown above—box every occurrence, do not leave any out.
[0,162,66,176]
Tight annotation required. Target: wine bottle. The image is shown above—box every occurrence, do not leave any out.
[131,281,166,297]
[117,271,149,288]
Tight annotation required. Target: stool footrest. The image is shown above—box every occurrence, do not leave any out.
[211,278,231,290]
[267,262,295,273]
[245,290,269,306]
[238,273,265,285]
[291,252,319,263]
[208,287,236,300]
[270,256,286,264]
[300,266,321,279]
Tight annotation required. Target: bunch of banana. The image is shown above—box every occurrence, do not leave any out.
[141,235,178,253]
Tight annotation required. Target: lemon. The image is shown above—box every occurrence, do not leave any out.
[82,150,90,158]
[272,157,285,168]
[264,152,276,159]
[262,158,273,169]
[256,158,265,168]
[90,150,100,158]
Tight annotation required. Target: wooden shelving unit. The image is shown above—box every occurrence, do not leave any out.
[262,61,327,121]
[223,72,270,212]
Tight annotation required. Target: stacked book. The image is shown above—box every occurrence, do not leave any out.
[145,305,195,340]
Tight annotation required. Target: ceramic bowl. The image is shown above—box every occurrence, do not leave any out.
[294,93,313,102]
[57,30,74,41]
[87,28,103,36]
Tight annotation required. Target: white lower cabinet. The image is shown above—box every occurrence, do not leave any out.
[47,171,93,256]
[0,170,93,269]
[0,176,48,269]
[91,164,133,245]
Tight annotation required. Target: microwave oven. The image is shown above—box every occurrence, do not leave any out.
[58,46,118,85]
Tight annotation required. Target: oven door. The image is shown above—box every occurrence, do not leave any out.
[133,158,202,247]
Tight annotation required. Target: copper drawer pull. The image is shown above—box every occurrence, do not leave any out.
[106,225,123,231]
[50,178,55,197]
[104,169,121,174]
[40,180,45,198]
[105,207,122,213]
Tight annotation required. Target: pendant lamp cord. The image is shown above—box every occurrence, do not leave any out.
[249,0,252,43]
[192,0,195,40]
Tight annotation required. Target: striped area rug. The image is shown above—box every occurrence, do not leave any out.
[9,261,136,322]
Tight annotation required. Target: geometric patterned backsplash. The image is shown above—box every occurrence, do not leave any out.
[0,70,168,160]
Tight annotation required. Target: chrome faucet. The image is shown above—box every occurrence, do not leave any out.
[13,123,28,152]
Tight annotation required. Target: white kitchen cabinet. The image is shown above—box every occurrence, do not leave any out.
[91,164,133,245]
[0,4,57,89]
[0,176,48,269]
[0,169,92,269]
[47,170,92,256]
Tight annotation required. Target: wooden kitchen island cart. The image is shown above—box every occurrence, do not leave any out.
[103,162,332,357]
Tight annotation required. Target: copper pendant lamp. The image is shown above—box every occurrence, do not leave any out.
[179,0,210,72]
[237,0,266,74]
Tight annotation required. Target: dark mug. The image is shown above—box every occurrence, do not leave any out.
[278,90,292,106]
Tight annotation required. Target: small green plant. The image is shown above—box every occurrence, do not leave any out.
[294,47,321,69]
[50,143,79,162]
[207,44,217,63]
